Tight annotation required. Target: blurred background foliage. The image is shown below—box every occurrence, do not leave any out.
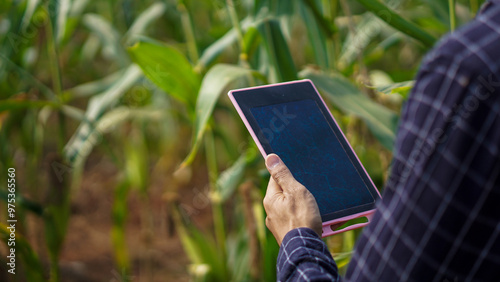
[0,0,482,281]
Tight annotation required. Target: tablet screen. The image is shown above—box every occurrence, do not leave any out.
[250,99,375,221]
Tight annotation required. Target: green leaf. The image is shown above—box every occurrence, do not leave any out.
[301,68,399,150]
[332,251,353,269]
[128,39,200,107]
[257,19,298,82]
[0,190,44,216]
[181,64,259,167]
[0,223,44,281]
[226,229,251,281]
[216,153,247,201]
[47,0,70,44]
[69,0,90,17]
[198,27,239,69]
[197,17,264,69]
[82,13,128,63]
[0,54,56,100]
[55,0,70,44]
[20,0,41,32]
[242,26,261,58]
[172,208,226,281]
[355,0,437,48]
[338,0,405,69]
[64,106,164,166]
[64,65,143,165]
[65,69,125,100]
[124,133,149,193]
[299,0,330,69]
[123,2,167,45]
[0,100,59,112]
[301,0,337,37]
[448,0,457,32]
[111,180,131,272]
[373,80,414,98]
[338,14,382,69]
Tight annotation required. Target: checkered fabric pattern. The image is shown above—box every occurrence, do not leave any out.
[277,228,339,281]
[277,1,500,281]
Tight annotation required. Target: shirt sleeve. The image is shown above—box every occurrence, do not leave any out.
[344,4,500,281]
[277,228,340,282]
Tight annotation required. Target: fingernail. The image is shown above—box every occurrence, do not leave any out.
[266,154,280,169]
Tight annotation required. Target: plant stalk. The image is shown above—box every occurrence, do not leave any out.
[449,0,457,32]
[204,127,228,278]
[46,7,68,282]
[226,0,245,55]
[325,0,338,69]
[46,15,66,153]
[470,0,479,16]
[178,1,199,65]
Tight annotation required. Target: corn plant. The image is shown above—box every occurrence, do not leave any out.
[128,0,481,280]
[0,0,173,280]
[0,0,481,281]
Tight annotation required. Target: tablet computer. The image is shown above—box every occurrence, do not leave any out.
[228,79,381,237]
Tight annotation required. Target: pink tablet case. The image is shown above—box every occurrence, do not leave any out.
[228,79,382,237]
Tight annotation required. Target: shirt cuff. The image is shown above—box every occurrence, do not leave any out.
[277,228,339,281]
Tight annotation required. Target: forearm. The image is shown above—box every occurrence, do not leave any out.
[277,228,340,281]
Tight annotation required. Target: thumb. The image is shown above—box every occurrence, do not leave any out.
[265,154,296,190]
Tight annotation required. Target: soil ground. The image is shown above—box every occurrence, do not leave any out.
[1,151,214,281]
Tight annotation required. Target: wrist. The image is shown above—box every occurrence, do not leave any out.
[282,227,322,244]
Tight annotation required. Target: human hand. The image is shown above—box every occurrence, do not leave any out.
[263,154,322,245]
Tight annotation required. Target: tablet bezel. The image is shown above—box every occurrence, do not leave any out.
[228,79,382,236]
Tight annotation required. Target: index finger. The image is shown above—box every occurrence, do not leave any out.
[265,177,283,201]
[266,177,283,197]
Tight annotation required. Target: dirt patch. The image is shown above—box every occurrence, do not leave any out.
[17,151,217,281]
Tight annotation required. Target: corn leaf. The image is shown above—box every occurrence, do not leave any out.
[123,2,167,45]
[56,0,70,43]
[226,229,250,281]
[172,208,226,281]
[216,153,247,201]
[128,39,200,107]
[299,0,330,69]
[355,0,437,48]
[124,133,149,192]
[47,0,70,44]
[0,223,44,281]
[257,19,298,82]
[65,69,125,99]
[0,54,56,100]
[0,191,44,215]
[64,106,164,166]
[301,0,337,37]
[338,14,382,69]
[198,27,238,69]
[64,65,143,165]
[262,230,279,281]
[339,0,406,68]
[0,100,59,112]
[332,251,353,269]
[373,80,414,98]
[20,0,41,32]
[111,180,131,272]
[198,17,265,69]
[82,13,128,63]
[181,64,259,167]
[69,0,90,17]
[301,68,399,150]
[242,26,261,58]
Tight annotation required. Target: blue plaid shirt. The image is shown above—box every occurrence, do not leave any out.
[277,1,500,281]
